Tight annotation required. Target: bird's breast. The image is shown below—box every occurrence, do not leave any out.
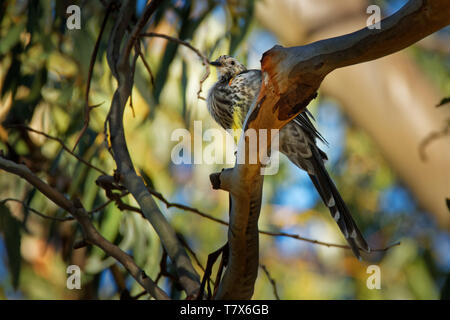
[207,83,235,129]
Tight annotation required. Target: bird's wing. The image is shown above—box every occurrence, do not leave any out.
[294,111,328,145]
[228,67,370,259]
[232,70,326,144]
[280,121,370,259]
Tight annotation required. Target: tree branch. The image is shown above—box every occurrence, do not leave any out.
[105,0,201,297]
[260,264,280,300]
[140,32,211,99]
[72,2,113,152]
[5,124,108,175]
[0,198,73,222]
[212,0,449,299]
[0,156,169,300]
[96,174,400,252]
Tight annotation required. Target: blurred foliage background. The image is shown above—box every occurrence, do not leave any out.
[0,0,449,299]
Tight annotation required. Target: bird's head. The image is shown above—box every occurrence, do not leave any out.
[210,55,246,81]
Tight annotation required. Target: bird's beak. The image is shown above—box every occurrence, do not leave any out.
[209,60,222,67]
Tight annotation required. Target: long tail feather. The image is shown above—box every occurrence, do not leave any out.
[308,149,370,260]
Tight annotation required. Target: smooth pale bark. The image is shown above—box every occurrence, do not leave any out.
[256,0,450,228]
[213,0,449,299]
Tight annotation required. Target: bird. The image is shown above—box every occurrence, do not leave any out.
[206,55,370,260]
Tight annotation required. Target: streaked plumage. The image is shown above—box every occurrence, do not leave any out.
[207,55,370,259]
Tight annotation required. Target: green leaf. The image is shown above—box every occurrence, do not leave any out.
[4,66,47,125]
[228,0,255,56]
[181,60,189,126]
[441,273,450,300]
[0,21,25,55]
[1,47,21,98]
[134,59,155,112]
[437,97,450,107]
[26,0,41,43]
[0,1,7,26]
[0,203,22,289]
[152,1,213,106]
[21,188,37,232]
[138,168,155,190]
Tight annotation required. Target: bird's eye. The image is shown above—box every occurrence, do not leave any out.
[231,61,235,65]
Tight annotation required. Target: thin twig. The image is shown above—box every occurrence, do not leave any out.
[155,248,178,284]
[88,198,114,214]
[128,44,140,118]
[177,233,207,273]
[260,264,280,300]
[88,191,129,214]
[103,110,113,156]
[197,243,227,300]
[176,232,217,297]
[0,156,169,300]
[137,43,155,86]
[0,198,73,221]
[131,290,148,300]
[72,3,112,152]
[147,187,228,226]
[108,0,201,297]
[144,186,400,253]
[140,32,211,100]
[5,124,108,175]
[259,230,401,252]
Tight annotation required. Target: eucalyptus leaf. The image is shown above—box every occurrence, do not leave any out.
[0,21,25,55]
[0,203,22,289]
[436,97,450,107]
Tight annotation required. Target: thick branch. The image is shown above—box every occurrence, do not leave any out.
[106,0,201,297]
[213,0,449,299]
[264,0,450,85]
[0,156,169,300]
[317,0,450,70]
[213,168,264,300]
[253,0,449,131]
